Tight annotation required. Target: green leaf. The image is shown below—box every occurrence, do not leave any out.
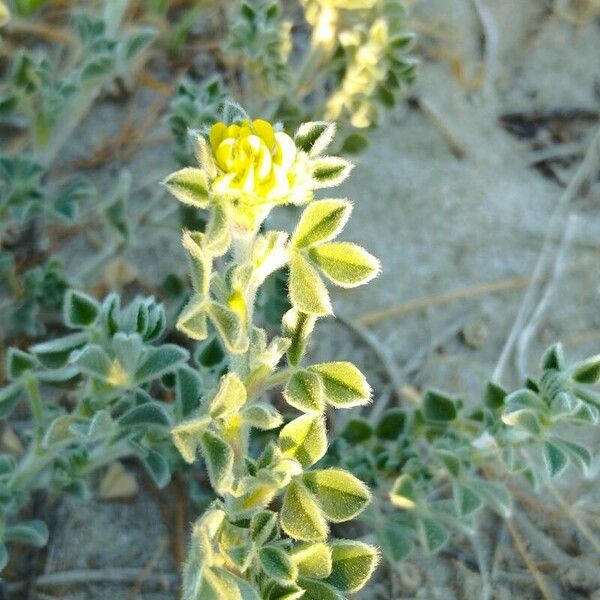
[341,417,373,443]
[281,480,328,542]
[208,301,248,354]
[162,167,210,208]
[483,381,507,409]
[309,243,379,288]
[182,231,213,296]
[375,408,406,440]
[140,447,170,488]
[259,546,298,583]
[422,390,457,422]
[204,205,231,256]
[289,253,331,316]
[475,480,512,517]
[30,332,88,369]
[134,345,189,385]
[454,483,483,516]
[266,582,306,600]
[171,415,211,463]
[191,131,217,179]
[196,337,225,368]
[309,362,370,408]
[290,542,332,579]
[64,289,100,328]
[70,345,119,384]
[418,517,449,554]
[284,370,325,413]
[200,429,234,495]
[553,439,591,474]
[177,299,209,341]
[325,540,378,592]
[571,354,600,384]
[280,414,327,468]
[282,308,316,367]
[7,348,38,380]
[303,469,370,522]
[501,408,541,435]
[208,372,247,419]
[0,381,23,419]
[251,510,278,545]
[5,520,49,547]
[240,403,283,430]
[540,343,565,370]
[0,545,7,572]
[291,199,351,249]
[175,366,203,418]
[543,441,568,477]
[295,121,336,156]
[340,133,369,155]
[119,402,171,428]
[389,474,418,509]
[298,578,344,600]
[375,519,413,564]
[311,157,353,189]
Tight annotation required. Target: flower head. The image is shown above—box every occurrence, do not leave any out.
[209,119,301,205]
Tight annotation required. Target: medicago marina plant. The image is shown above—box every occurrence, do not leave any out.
[163,104,381,599]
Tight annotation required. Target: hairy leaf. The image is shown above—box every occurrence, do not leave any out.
[280,414,327,468]
[284,370,325,413]
[309,242,379,288]
[281,480,328,542]
[309,362,370,408]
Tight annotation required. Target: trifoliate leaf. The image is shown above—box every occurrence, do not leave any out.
[302,469,370,522]
[284,370,325,413]
[291,199,352,249]
[311,157,353,189]
[200,430,234,495]
[63,289,100,328]
[325,541,379,593]
[240,403,283,430]
[453,483,483,516]
[309,362,371,408]
[171,415,211,463]
[289,253,332,316]
[71,346,124,385]
[309,243,379,288]
[281,480,328,541]
[259,546,298,583]
[30,332,88,369]
[295,122,336,156]
[554,439,591,474]
[290,542,332,579]
[162,167,210,208]
[209,372,247,419]
[279,414,327,468]
[375,408,406,440]
[375,519,413,564]
[282,308,316,367]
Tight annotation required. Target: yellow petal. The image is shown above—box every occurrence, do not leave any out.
[240,162,256,193]
[212,172,237,195]
[270,165,290,199]
[216,139,236,170]
[226,124,241,138]
[255,143,272,181]
[274,132,296,170]
[253,119,275,148]
[209,122,227,152]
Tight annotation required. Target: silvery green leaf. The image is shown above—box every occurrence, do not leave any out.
[310,157,353,189]
[63,289,100,328]
[297,578,343,600]
[5,520,49,548]
[281,480,328,542]
[422,390,457,422]
[240,403,283,430]
[284,370,325,413]
[171,414,212,463]
[290,542,332,579]
[309,242,380,288]
[282,308,316,367]
[208,372,247,419]
[31,332,89,369]
[112,333,144,375]
[288,253,332,317]
[279,414,327,468]
[119,402,171,428]
[418,517,449,555]
[177,298,209,341]
[139,447,170,488]
[134,344,189,385]
[200,430,234,495]
[543,441,568,478]
[259,546,298,584]
[208,301,248,354]
[175,366,203,418]
[6,348,38,380]
[571,354,600,384]
[309,362,370,408]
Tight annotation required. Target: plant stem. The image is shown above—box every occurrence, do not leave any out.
[24,376,43,441]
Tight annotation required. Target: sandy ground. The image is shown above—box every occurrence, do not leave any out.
[9,0,600,598]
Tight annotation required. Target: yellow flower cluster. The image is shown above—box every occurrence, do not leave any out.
[209,119,306,205]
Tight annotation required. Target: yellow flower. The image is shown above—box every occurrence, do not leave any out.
[208,119,299,205]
